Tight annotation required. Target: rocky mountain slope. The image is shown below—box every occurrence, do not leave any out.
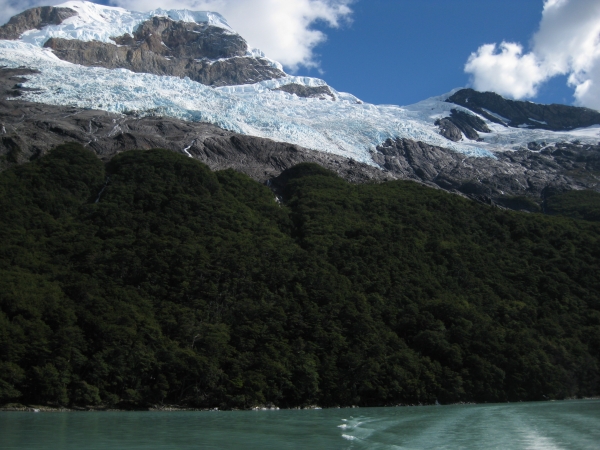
[2,65,600,210]
[0,68,387,184]
[447,89,600,132]
[0,6,77,40]
[0,2,285,86]
[42,15,285,86]
[1,1,600,211]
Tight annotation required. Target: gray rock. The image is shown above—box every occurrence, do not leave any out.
[43,17,286,86]
[0,6,77,40]
[435,109,490,142]
[449,109,490,133]
[273,84,335,100]
[434,118,462,141]
[448,109,489,141]
[370,137,600,206]
[447,88,600,131]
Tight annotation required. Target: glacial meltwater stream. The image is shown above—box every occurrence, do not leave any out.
[1,400,598,449]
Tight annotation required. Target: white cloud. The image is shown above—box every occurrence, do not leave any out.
[109,0,353,70]
[465,0,600,109]
[464,42,547,99]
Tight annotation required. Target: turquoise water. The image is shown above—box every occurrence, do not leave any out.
[1,400,599,449]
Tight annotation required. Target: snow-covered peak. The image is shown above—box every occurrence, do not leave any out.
[149,8,233,32]
[18,1,235,47]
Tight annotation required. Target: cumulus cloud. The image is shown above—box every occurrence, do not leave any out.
[109,0,353,70]
[465,0,600,109]
[464,42,547,99]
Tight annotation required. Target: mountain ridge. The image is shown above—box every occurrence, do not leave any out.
[0,6,77,40]
[1,2,600,212]
[447,88,600,132]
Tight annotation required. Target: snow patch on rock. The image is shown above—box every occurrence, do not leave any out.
[18,1,235,47]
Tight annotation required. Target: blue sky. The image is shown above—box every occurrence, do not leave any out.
[293,0,573,106]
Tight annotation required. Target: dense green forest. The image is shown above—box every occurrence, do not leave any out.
[0,143,599,409]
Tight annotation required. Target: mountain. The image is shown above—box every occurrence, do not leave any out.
[1,2,600,212]
[1,2,599,410]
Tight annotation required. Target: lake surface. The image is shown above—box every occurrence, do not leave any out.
[1,400,599,449]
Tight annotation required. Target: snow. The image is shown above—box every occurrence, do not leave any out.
[18,1,283,74]
[529,118,548,125]
[480,108,510,124]
[564,124,600,140]
[245,48,283,72]
[19,1,235,47]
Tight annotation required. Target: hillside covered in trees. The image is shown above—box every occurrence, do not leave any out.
[0,144,599,409]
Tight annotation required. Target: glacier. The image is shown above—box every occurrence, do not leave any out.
[0,40,497,164]
[2,1,599,165]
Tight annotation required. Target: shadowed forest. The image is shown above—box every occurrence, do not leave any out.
[0,144,599,409]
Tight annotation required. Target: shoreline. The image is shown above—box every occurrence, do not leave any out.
[2,397,599,413]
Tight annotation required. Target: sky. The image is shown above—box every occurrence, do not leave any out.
[1,0,599,109]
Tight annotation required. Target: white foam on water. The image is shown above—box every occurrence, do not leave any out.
[523,429,564,450]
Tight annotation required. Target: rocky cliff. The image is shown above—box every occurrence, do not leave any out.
[0,6,76,40]
[43,16,285,86]
[447,88,600,131]
[371,137,600,208]
[0,5,286,87]
[435,109,490,141]
[273,83,335,100]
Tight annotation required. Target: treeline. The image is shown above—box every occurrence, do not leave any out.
[0,143,599,409]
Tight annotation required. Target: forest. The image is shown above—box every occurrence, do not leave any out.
[0,143,599,409]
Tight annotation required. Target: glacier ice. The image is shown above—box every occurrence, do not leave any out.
[0,40,500,163]
[2,1,600,166]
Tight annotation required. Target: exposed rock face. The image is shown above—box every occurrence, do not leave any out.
[449,109,490,138]
[435,118,462,142]
[447,88,600,131]
[0,6,77,40]
[43,17,286,86]
[435,109,490,141]
[2,69,599,210]
[371,137,600,206]
[273,83,335,100]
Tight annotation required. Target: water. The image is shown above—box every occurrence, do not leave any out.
[1,400,599,449]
